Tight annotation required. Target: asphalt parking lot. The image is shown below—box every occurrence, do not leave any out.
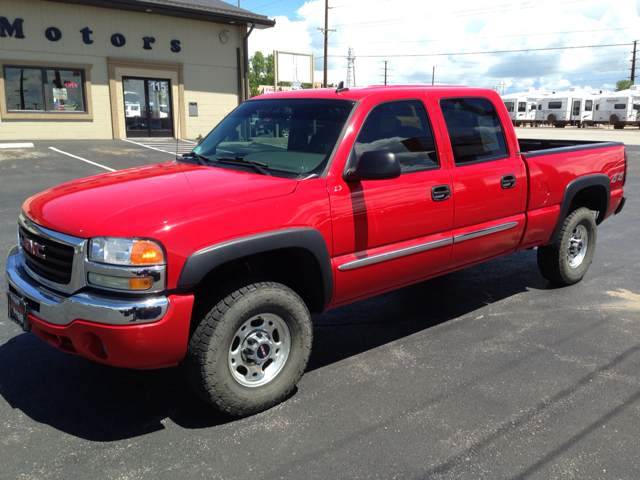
[1,135,640,479]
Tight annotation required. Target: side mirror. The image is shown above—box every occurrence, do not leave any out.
[345,150,401,182]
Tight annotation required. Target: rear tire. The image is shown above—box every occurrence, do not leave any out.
[537,207,597,286]
[183,281,312,416]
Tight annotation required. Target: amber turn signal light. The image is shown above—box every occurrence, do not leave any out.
[131,241,164,265]
[129,277,154,290]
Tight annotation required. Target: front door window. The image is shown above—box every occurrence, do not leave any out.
[123,77,173,137]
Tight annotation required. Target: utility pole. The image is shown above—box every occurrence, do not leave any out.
[432,65,435,85]
[317,0,336,88]
[631,40,637,84]
[384,61,388,86]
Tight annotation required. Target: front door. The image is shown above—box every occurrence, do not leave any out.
[123,77,173,137]
[329,97,454,305]
[572,100,581,122]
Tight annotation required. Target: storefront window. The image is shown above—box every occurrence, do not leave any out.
[45,69,85,112]
[4,66,86,113]
[4,67,45,111]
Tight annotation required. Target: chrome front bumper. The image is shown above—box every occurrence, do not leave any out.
[5,247,169,326]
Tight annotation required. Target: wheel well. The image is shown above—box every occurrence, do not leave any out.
[567,185,608,224]
[190,247,327,315]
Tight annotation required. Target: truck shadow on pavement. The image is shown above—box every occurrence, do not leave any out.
[0,250,549,441]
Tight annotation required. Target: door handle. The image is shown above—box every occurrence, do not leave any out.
[431,184,451,202]
[501,175,517,189]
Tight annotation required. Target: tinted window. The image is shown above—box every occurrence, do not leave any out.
[440,97,508,165]
[548,102,562,109]
[504,101,514,112]
[354,100,438,173]
[633,104,640,111]
[585,100,593,111]
[572,101,581,115]
[614,104,626,109]
[596,104,600,110]
[518,102,526,112]
[538,104,542,110]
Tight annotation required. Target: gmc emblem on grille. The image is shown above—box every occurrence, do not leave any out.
[23,238,46,259]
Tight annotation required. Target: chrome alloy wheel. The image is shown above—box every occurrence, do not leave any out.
[228,313,291,387]
[567,225,589,268]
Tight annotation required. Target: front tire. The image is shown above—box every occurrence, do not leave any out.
[183,282,312,416]
[537,207,597,286]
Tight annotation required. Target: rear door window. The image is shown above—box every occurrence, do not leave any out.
[440,97,509,165]
[518,102,526,112]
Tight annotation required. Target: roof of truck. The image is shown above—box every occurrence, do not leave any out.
[247,85,469,102]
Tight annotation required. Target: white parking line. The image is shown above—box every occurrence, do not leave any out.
[121,138,195,155]
[48,147,116,172]
[121,138,179,155]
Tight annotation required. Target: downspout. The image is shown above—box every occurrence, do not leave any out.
[243,22,255,102]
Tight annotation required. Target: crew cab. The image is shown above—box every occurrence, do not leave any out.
[6,85,627,416]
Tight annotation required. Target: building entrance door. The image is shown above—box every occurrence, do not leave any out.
[123,77,173,137]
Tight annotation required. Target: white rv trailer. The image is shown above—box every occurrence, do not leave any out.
[501,87,540,126]
[535,87,608,128]
[592,85,640,129]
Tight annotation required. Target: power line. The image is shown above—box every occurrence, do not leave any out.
[317,26,640,43]
[326,43,633,58]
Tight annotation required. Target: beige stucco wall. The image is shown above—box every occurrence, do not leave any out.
[0,0,244,140]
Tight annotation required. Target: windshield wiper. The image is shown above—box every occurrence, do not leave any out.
[180,152,210,166]
[217,156,271,176]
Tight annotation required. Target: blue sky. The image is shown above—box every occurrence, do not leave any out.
[235,0,308,19]
[233,0,640,95]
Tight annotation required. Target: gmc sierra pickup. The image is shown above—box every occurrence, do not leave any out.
[6,85,627,416]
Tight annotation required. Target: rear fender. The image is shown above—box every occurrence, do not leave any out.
[547,174,610,245]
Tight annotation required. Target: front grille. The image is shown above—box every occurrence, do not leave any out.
[19,226,74,285]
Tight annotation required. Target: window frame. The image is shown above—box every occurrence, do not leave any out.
[548,101,562,109]
[351,98,441,175]
[585,100,593,112]
[517,102,526,112]
[0,59,93,120]
[439,96,510,167]
[614,104,626,110]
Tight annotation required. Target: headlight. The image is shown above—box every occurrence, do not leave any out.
[89,237,165,266]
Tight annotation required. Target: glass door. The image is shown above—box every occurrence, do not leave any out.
[123,77,173,137]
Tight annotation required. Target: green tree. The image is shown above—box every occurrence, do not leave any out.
[616,79,633,91]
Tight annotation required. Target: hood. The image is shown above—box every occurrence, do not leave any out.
[23,162,298,238]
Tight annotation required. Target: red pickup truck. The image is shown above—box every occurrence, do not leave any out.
[6,85,627,416]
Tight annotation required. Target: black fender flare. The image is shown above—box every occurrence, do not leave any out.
[177,228,333,310]
[548,174,610,245]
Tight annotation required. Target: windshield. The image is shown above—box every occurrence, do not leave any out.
[193,98,356,176]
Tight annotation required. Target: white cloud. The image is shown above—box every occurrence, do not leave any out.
[249,0,640,94]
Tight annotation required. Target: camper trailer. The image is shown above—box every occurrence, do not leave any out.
[592,85,640,129]
[535,87,608,128]
[501,88,540,126]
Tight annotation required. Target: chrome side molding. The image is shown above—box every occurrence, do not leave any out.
[338,237,452,271]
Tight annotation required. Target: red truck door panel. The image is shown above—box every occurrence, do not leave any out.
[433,95,527,269]
[329,98,453,305]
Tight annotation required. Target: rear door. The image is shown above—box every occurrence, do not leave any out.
[429,93,527,269]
